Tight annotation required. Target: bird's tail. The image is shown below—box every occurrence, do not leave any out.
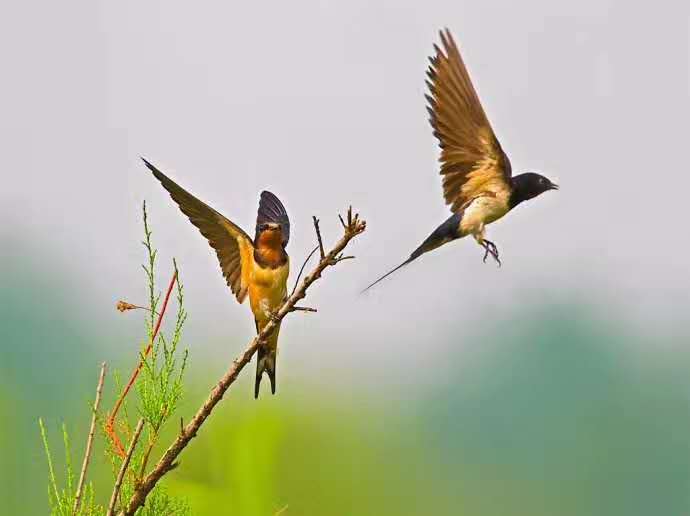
[361,213,462,293]
[255,324,280,398]
[360,257,416,293]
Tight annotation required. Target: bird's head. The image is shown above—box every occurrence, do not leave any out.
[510,172,558,208]
[256,222,284,248]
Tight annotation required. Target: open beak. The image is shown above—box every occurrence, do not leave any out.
[549,183,559,191]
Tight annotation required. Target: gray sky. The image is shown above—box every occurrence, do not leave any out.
[2,0,688,370]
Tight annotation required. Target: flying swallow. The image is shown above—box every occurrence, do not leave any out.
[363,29,558,291]
[142,159,290,398]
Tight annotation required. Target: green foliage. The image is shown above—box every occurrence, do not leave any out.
[141,201,161,337]
[39,418,103,515]
[138,259,189,432]
[138,202,189,436]
[39,202,191,515]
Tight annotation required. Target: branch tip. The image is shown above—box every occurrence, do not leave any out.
[312,216,326,259]
[290,306,318,313]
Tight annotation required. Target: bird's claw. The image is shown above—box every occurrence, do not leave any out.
[482,240,501,267]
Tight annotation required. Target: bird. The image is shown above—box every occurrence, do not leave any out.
[142,158,290,398]
[363,29,558,292]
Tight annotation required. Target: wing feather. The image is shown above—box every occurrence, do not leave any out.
[142,158,254,303]
[427,29,512,212]
[255,191,290,246]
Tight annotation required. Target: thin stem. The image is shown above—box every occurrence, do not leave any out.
[73,362,106,514]
[38,418,60,508]
[106,270,177,456]
[312,216,325,259]
[107,419,144,516]
[62,423,74,499]
[138,413,165,478]
[290,306,317,313]
[290,245,319,297]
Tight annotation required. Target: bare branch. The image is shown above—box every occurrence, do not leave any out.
[73,362,107,514]
[329,253,355,265]
[107,419,144,516]
[290,306,317,313]
[312,216,326,259]
[118,207,366,516]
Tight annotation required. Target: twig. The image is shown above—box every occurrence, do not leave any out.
[73,362,107,514]
[106,270,178,456]
[290,306,317,313]
[137,404,169,478]
[138,424,160,479]
[118,207,366,516]
[107,419,144,516]
[290,245,319,297]
[312,216,325,259]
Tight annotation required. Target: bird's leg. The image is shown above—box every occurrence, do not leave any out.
[481,239,501,267]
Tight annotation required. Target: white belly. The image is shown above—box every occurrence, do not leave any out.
[459,194,510,236]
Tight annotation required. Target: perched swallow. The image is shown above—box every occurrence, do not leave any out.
[363,29,558,291]
[142,158,290,398]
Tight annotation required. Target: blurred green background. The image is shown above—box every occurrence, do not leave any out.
[2,0,690,514]
[3,237,689,515]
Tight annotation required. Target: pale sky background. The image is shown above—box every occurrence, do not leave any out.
[1,1,688,381]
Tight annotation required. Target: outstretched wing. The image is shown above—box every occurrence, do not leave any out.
[426,29,512,213]
[255,190,290,247]
[142,158,254,303]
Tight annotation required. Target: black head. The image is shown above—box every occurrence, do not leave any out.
[257,222,281,233]
[510,172,558,208]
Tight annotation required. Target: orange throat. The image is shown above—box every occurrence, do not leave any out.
[254,230,287,268]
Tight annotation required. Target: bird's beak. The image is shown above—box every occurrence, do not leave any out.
[549,183,559,191]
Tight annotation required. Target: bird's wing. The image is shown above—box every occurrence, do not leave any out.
[255,190,290,246]
[143,159,254,304]
[426,29,512,213]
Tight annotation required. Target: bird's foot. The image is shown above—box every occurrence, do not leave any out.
[481,240,501,267]
[268,310,281,324]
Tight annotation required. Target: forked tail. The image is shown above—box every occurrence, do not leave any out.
[360,257,415,293]
[254,323,280,398]
[255,345,277,398]
[361,212,462,293]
